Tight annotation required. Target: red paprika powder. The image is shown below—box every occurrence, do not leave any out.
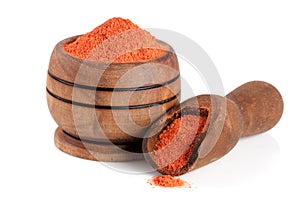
[148,175,188,188]
[153,115,207,174]
[64,17,165,62]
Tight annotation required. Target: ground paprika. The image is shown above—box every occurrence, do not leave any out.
[153,115,207,173]
[64,17,165,63]
[148,175,188,188]
[147,115,206,188]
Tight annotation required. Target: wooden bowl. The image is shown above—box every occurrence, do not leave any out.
[47,36,180,161]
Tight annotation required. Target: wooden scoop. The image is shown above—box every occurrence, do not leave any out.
[142,81,283,176]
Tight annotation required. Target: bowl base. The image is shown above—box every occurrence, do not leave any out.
[54,127,143,161]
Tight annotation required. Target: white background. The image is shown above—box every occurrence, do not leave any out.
[0,0,299,199]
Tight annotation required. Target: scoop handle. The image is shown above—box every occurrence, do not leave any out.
[226,81,283,137]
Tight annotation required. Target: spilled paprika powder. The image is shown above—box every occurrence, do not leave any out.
[64,17,165,62]
[148,175,188,188]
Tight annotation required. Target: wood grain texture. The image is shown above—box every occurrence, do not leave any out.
[54,128,143,161]
[47,92,178,142]
[226,81,284,137]
[47,71,180,106]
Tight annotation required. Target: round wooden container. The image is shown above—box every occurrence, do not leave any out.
[47,36,180,161]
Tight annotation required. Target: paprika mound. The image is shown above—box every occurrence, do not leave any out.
[153,114,207,175]
[64,17,165,63]
[148,175,188,188]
